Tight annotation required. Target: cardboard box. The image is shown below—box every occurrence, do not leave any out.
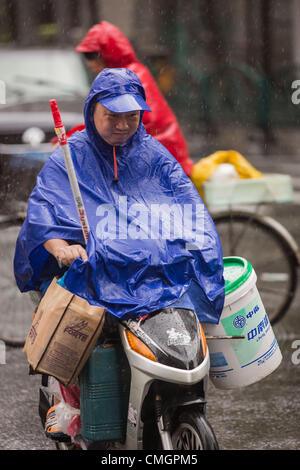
[23,277,106,386]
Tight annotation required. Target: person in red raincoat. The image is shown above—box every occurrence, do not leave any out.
[75,21,194,176]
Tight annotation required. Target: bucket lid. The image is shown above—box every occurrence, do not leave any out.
[223,257,253,295]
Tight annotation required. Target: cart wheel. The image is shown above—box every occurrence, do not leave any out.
[0,213,39,347]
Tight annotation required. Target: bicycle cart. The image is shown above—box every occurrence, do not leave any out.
[204,173,300,325]
[0,213,41,347]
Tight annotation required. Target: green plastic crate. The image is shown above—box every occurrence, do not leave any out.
[80,344,131,442]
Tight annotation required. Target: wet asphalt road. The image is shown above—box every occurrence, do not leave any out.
[0,154,300,451]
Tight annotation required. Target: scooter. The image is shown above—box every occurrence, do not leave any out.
[39,306,219,450]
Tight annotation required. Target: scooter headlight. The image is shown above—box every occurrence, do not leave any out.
[125,330,157,362]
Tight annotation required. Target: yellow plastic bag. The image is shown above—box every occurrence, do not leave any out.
[190,150,263,198]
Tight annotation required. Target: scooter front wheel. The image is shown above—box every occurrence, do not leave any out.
[171,409,219,450]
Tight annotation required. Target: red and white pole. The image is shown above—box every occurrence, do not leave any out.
[49,99,90,244]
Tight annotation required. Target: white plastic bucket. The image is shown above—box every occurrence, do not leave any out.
[203,257,282,390]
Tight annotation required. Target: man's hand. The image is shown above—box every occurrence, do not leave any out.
[43,239,88,266]
[55,244,88,266]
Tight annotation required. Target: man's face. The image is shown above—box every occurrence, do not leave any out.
[83,52,106,75]
[94,102,140,146]
[88,57,106,74]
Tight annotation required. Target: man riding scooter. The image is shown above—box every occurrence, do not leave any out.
[14,68,225,441]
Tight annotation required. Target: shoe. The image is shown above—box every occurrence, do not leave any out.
[44,405,70,442]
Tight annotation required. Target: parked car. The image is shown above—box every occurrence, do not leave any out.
[0,47,90,212]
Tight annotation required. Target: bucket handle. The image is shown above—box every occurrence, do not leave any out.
[206,335,245,340]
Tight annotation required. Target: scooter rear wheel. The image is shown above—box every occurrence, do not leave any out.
[171,409,219,450]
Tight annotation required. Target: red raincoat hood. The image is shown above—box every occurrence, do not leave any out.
[75,21,137,67]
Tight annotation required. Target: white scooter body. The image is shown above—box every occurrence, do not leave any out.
[112,321,210,450]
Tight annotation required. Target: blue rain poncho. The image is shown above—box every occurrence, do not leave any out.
[14,68,224,323]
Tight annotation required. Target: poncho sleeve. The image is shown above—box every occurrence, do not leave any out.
[13,149,86,292]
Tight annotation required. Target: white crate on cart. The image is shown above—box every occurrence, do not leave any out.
[203,173,293,207]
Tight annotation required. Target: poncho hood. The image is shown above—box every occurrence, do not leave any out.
[84,68,148,150]
[14,68,225,322]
